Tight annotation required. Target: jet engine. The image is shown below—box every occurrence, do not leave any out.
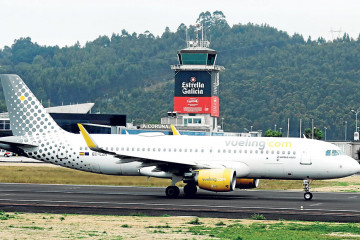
[235,178,259,189]
[195,169,236,192]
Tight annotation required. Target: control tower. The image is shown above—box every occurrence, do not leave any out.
[167,26,224,132]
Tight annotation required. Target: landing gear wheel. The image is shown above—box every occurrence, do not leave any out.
[303,179,313,201]
[304,192,313,201]
[184,184,197,197]
[165,186,180,198]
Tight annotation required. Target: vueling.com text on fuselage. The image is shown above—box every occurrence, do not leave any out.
[225,139,292,150]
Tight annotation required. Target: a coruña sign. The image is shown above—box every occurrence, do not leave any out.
[140,124,171,129]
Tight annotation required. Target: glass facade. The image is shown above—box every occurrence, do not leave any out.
[181,53,208,65]
[50,113,126,134]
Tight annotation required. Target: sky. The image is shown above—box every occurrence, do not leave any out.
[0,0,359,49]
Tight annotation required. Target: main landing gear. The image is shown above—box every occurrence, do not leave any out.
[165,186,180,198]
[165,176,181,198]
[303,179,313,201]
[165,175,198,198]
[165,184,198,198]
[183,183,197,197]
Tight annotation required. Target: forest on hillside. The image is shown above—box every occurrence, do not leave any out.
[1,11,360,140]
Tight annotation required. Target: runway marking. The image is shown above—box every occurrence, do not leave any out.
[309,203,323,207]
[0,198,360,214]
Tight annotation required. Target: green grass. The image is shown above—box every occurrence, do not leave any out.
[187,217,202,225]
[0,166,173,187]
[0,210,359,239]
[215,221,226,226]
[251,214,266,220]
[146,224,171,229]
[0,211,16,220]
[188,222,360,239]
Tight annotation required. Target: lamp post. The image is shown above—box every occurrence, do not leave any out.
[221,118,224,131]
[324,127,327,141]
[345,121,347,141]
[279,127,282,134]
[250,126,253,132]
[274,124,277,132]
[351,109,360,133]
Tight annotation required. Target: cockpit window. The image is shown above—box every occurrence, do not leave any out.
[326,150,345,156]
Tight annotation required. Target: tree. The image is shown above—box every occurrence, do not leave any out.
[264,129,283,137]
[196,11,228,29]
[304,128,323,140]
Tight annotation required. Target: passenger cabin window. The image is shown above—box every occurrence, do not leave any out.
[326,150,331,156]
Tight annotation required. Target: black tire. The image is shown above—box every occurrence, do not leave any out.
[165,186,180,198]
[184,184,197,197]
[304,192,313,201]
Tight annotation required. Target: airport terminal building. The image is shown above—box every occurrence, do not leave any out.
[0,103,126,137]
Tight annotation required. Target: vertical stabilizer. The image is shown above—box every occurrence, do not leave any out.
[0,74,64,136]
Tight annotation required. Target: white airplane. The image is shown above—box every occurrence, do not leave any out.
[0,74,359,200]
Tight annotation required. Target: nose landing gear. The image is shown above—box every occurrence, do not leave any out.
[303,179,313,200]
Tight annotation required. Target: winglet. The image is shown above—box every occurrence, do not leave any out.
[170,125,181,136]
[78,123,98,148]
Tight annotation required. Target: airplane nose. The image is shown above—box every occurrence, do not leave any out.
[345,158,360,174]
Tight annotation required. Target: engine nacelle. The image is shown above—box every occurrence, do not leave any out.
[235,178,259,189]
[195,169,236,192]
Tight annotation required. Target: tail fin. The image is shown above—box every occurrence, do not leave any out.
[0,74,64,136]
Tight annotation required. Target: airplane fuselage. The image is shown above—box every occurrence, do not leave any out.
[22,132,358,180]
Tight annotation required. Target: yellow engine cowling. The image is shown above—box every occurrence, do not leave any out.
[235,178,259,189]
[196,169,236,192]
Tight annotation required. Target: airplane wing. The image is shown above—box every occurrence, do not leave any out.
[77,124,215,169]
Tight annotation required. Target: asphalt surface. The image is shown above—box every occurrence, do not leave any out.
[0,183,359,222]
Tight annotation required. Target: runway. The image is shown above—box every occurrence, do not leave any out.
[0,183,359,222]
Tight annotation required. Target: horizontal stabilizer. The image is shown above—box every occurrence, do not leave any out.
[0,136,38,148]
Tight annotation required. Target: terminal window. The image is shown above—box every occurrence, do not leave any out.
[0,120,10,130]
[184,118,202,125]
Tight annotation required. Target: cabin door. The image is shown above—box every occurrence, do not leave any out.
[300,151,312,165]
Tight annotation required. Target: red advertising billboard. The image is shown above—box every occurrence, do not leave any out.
[174,96,219,117]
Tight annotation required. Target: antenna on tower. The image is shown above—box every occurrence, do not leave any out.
[330,28,343,40]
[186,23,210,48]
[201,24,204,42]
